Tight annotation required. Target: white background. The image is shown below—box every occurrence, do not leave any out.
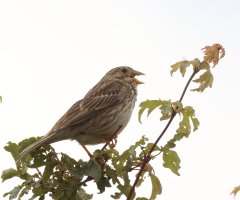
[0,1,240,199]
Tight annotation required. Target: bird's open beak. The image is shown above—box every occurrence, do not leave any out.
[131,70,145,84]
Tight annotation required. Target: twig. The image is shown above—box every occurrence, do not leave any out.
[36,167,43,177]
[179,68,199,102]
[126,68,199,200]
[127,112,176,200]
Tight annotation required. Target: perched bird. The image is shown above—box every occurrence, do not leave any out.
[18,66,144,160]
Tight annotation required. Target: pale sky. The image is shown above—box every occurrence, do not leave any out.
[0,1,240,200]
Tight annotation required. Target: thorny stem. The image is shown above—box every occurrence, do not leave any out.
[126,68,199,200]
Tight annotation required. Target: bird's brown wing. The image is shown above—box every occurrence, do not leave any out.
[51,79,124,132]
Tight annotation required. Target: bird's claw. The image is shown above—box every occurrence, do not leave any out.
[107,138,117,149]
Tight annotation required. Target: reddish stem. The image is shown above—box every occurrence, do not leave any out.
[126,68,199,200]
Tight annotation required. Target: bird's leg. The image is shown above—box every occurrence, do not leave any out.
[108,138,117,149]
[101,125,122,150]
[81,144,93,158]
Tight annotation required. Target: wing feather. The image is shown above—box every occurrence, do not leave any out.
[51,79,124,132]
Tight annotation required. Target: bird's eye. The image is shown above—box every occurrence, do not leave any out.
[121,68,127,73]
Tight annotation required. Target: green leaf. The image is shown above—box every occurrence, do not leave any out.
[31,185,48,199]
[180,64,187,76]
[42,156,58,181]
[198,61,210,70]
[52,181,78,200]
[62,153,78,165]
[192,70,214,92]
[117,184,134,200]
[149,174,162,200]
[3,186,21,199]
[81,160,102,182]
[231,185,240,197]
[18,137,40,153]
[190,116,200,131]
[4,142,19,161]
[177,115,191,137]
[138,100,163,123]
[189,58,201,69]
[17,162,30,178]
[97,176,111,193]
[111,192,122,199]
[116,150,130,175]
[135,135,148,146]
[114,136,149,177]
[179,106,200,135]
[162,148,181,176]
[52,183,66,200]
[172,101,183,113]
[115,172,134,199]
[105,165,118,184]
[170,60,191,77]
[138,100,173,122]
[76,188,93,200]
[30,150,47,168]
[139,143,161,158]
[1,168,19,182]
[136,198,148,200]
[18,183,31,199]
[164,139,176,149]
[170,62,180,75]
[171,58,202,76]
[146,143,161,153]
[135,176,145,188]
[159,100,172,120]
[175,106,200,140]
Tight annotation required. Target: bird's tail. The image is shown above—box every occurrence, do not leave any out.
[18,132,60,161]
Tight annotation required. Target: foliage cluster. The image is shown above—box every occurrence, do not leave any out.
[1,44,225,200]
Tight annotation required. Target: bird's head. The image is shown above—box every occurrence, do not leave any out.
[105,66,144,86]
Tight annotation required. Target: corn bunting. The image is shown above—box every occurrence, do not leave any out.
[18,66,144,160]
